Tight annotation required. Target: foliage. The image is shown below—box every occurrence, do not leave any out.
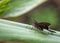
[0,0,47,17]
[0,19,60,43]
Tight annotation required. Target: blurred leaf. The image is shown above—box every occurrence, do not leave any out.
[0,19,60,43]
[0,0,47,18]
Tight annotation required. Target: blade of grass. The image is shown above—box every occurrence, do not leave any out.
[0,0,47,17]
[0,19,60,43]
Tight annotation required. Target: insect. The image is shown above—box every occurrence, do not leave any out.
[33,20,55,33]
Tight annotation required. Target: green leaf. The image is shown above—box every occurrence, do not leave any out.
[0,19,60,43]
[0,0,47,17]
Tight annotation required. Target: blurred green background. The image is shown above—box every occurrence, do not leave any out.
[0,0,60,31]
[28,5,58,31]
[4,4,60,31]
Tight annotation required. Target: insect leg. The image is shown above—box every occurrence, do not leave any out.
[48,29,56,33]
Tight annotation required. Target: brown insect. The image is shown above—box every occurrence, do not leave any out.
[33,20,55,33]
